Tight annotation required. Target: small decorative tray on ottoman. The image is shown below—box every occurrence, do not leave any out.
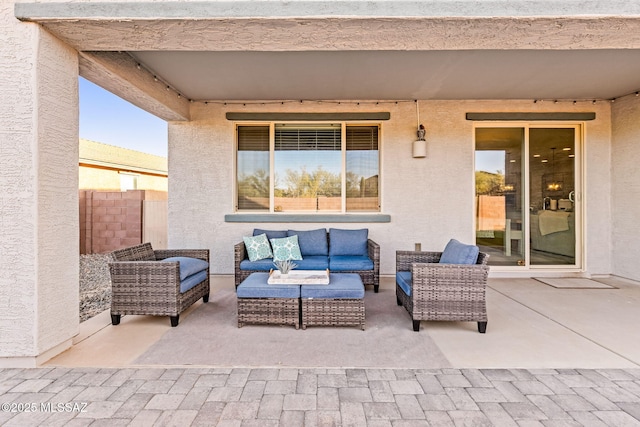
[268,269,330,285]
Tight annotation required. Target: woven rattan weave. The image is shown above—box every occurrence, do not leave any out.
[237,297,300,329]
[109,243,210,327]
[396,250,489,333]
[301,298,365,330]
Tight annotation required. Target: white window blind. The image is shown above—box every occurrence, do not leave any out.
[275,124,341,151]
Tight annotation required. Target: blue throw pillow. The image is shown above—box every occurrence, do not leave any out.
[162,257,209,281]
[253,229,288,240]
[439,239,479,264]
[329,228,368,257]
[270,235,303,262]
[287,228,328,256]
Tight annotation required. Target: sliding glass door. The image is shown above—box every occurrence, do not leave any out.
[475,125,580,268]
[528,128,577,265]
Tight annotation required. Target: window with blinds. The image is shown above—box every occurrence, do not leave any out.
[236,123,380,213]
[237,126,270,210]
[346,126,379,211]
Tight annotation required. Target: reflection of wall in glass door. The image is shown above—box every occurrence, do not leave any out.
[529,128,576,266]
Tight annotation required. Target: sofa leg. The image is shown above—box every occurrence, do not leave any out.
[478,321,487,333]
[203,293,209,303]
[111,314,121,325]
[374,284,379,293]
[170,316,179,327]
[412,320,420,332]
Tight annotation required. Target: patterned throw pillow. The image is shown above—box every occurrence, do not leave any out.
[270,235,303,262]
[243,233,273,262]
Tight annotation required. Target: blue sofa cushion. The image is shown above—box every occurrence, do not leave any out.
[439,239,480,264]
[329,228,368,256]
[240,258,276,271]
[396,271,412,297]
[253,229,288,240]
[294,255,329,270]
[300,274,364,299]
[237,273,300,298]
[329,255,373,272]
[270,235,303,262]
[287,228,328,256]
[163,257,209,281]
[180,270,208,293]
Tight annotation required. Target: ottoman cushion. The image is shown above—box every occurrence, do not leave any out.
[237,273,300,298]
[301,273,364,299]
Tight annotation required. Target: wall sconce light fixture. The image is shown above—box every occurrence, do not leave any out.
[412,101,426,158]
[413,124,426,157]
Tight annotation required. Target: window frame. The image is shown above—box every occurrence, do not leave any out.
[235,121,382,214]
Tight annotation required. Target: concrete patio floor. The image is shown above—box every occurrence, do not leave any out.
[46,276,640,370]
[2,276,639,426]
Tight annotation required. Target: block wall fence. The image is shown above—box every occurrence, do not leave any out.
[79,190,167,254]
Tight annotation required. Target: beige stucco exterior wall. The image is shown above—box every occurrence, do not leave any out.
[611,95,640,282]
[79,139,168,191]
[168,100,612,278]
[0,3,79,365]
[78,166,168,191]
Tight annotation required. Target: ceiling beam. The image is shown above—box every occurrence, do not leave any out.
[24,17,640,52]
[14,1,640,19]
[79,51,190,122]
[15,1,640,52]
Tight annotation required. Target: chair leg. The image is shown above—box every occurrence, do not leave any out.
[111,314,121,325]
[478,321,487,333]
[374,285,379,293]
[203,293,209,303]
[396,297,402,306]
[413,319,420,332]
[170,315,179,327]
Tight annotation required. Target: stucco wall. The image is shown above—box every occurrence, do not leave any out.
[79,166,168,191]
[611,95,640,282]
[168,100,612,278]
[0,3,78,363]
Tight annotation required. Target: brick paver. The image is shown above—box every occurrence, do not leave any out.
[1,368,639,425]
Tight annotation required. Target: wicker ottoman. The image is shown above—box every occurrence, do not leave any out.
[301,273,365,330]
[237,273,300,329]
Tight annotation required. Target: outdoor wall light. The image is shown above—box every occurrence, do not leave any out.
[413,124,427,158]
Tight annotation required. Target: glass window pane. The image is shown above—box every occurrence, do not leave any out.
[475,127,524,266]
[274,124,341,212]
[237,126,270,211]
[346,126,379,212]
[529,128,576,265]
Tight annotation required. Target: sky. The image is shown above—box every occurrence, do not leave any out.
[476,150,505,174]
[79,77,168,157]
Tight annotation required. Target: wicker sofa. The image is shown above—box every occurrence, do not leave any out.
[108,243,210,327]
[395,241,489,333]
[234,228,380,292]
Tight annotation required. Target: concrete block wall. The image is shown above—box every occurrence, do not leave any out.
[80,190,167,254]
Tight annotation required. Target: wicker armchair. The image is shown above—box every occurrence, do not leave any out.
[395,250,489,333]
[108,243,210,327]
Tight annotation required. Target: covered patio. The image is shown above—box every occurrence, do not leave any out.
[3,0,640,369]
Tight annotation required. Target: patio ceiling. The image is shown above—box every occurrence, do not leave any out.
[129,49,640,102]
[16,0,640,120]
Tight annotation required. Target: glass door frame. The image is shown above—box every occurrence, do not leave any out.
[473,121,584,271]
